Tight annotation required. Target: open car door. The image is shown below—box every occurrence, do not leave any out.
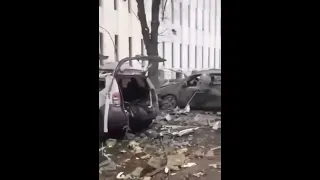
[113,55,166,111]
[113,55,166,76]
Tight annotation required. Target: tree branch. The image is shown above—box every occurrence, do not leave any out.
[136,0,151,47]
[161,0,168,21]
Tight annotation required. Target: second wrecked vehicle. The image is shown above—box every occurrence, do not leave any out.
[99,55,165,139]
[157,69,221,110]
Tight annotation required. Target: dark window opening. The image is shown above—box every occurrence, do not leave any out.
[171,2,174,24]
[128,0,131,13]
[213,48,216,68]
[219,49,221,68]
[99,32,103,55]
[114,0,117,10]
[195,46,197,68]
[115,35,118,61]
[129,37,132,66]
[195,8,198,29]
[202,10,205,30]
[187,45,190,68]
[171,43,174,67]
[180,3,182,26]
[202,47,204,68]
[208,47,210,67]
[180,44,182,68]
[188,5,190,27]
[162,42,165,66]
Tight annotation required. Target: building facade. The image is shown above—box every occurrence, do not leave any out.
[99,0,220,78]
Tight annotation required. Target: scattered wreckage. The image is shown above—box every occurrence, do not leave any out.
[99,110,221,180]
[99,55,166,139]
[157,69,221,110]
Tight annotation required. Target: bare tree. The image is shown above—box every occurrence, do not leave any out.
[136,0,162,88]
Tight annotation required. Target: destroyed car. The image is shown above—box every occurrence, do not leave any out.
[157,69,221,110]
[99,55,165,139]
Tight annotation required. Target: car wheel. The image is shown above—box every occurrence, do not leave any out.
[161,95,177,110]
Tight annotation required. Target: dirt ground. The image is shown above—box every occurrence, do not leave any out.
[99,110,221,180]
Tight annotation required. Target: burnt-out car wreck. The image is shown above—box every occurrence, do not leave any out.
[157,69,221,111]
[99,55,165,140]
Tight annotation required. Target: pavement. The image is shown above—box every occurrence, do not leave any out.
[99,110,221,180]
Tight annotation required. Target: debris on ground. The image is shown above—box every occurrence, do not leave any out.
[99,159,117,172]
[211,146,221,151]
[209,163,221,169]
[212,121,221,130]
[193,171,205,177]
[176,148,188,154]
[194,114,217,126]
[148,157,163,169]
[128,140,143,154]
[130,167,144,177]
[172,127,200,137]
[125,133,135,140]
[140,154,151,160]
[116,172,132,179]
[146,129,159,138]
[166,154,189,170]
[205,150,215,159]
[165,113,172,121]
[181,162,197,168]
[106,139,117,148]
[194,149,205,158]
[119,149,127,153]
[100,110,221,180]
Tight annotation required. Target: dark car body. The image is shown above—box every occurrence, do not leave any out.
[99,55,165,140]
[157,69,221,110]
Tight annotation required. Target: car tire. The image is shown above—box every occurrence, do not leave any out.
[161,95,177,110]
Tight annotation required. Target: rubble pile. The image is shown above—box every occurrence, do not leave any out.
[99,110,221,180]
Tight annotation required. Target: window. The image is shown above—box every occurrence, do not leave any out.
[209,0,211,32]
[219,49,221,68]
[114,0,117,10]
[187,45,190,68]
[129,37,132,66]
[141,39,144,55]
[214,0,217,36]
[180,3,182,26]
[202,10,205,30]
[188,5,190,27]
[115,35,118,61]
[180,44,182,68]
[202,47,204,68]
[195,8,198,29]
[208,47,210,67]
[162,42,165,66]
[99,32,103,55]
[128,0,131,13]
[172,43,174,67]
[195,46,197,68]
[213,48,216,68]
[171,2,174,24]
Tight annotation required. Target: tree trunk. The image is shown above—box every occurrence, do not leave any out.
[136,0,161,88]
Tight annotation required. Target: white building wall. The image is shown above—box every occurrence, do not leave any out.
[99,0,221,79]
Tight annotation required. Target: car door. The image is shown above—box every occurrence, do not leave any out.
[99,72,113,133]
[201,73,221,109]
